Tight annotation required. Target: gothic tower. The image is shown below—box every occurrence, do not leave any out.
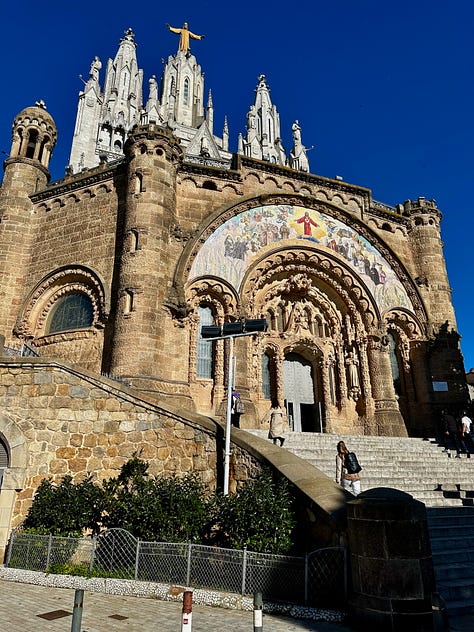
[69,28,143,172]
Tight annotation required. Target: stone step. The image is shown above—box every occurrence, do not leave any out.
[245,430,474,616]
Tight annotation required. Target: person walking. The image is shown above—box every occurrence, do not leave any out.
[265,399,288,447]
[442,409,465,457]
[461,411,474,457]
[336,440,361,496]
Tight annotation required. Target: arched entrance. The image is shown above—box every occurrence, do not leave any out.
[283,353,323,432]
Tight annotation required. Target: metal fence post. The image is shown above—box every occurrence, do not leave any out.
[304,551,308,605]
[241,546,247,595]
[70,589,84,632]
[181,589,193,632]
[89,536,96,573]
[4,529,14,566]
[135,538,140,580]
[253,592,263,632]
[46,533,53,569]
[186,542,192,586]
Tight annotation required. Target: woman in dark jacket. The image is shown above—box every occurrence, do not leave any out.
[335,440,361,496]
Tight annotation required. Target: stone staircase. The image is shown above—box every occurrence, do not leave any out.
[247,430,474,617]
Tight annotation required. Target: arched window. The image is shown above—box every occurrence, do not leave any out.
[47,293,94,334]
[26,129,38,158]
[183,78,190,106]
[196,306,214,378]
[261,352,271,400]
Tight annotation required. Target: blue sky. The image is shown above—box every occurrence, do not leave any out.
[2,1,473,367]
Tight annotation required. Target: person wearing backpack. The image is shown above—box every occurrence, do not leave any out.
[336,440,361,496]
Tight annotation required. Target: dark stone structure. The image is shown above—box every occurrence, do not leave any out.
[347,488,437,631]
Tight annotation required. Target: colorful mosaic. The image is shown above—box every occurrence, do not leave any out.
[189,205,412,313]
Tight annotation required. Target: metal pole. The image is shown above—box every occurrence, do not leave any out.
[181,590,193,632]
[253,591,263,632]
[70,589,84,632]
[223,335,234,496]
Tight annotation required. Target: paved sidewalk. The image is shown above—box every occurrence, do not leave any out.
[0,580,354,632]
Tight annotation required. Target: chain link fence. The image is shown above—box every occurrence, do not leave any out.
[6,528,346,607]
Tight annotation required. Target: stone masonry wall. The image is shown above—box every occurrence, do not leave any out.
[0,358,263,559]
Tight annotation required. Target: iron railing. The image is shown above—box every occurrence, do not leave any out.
[6,528,346,607]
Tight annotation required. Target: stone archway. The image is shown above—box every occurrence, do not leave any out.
[0,414,27,561]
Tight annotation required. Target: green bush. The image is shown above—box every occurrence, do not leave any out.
[23,475,104,536]
[22,459,296,554]
[213,469,296,554]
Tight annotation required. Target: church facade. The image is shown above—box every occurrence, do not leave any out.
[0,26,468,447]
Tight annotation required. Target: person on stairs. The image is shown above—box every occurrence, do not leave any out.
[336,440,362,496]
[264,399,288,447]
[442,409,466,457]
[461,411,474,457]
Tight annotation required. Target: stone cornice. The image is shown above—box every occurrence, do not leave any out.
[180,161,242,181]
[30,161,125,203]
[239,154,372,199]
[4,156,50,179]
[369,204,408,225]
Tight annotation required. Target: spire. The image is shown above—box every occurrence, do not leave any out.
[102,28,143,131]
[239,75,286,165]
[69,28,144,172]
[222,116,229,152]
[160,44,204,128]
[206,90,214,134]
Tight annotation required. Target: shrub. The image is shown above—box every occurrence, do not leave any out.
[214,468,296,554]
[23,475,104,536]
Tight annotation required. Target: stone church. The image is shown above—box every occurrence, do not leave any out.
[0,23,468,462]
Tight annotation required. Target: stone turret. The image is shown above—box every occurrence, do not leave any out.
[405,197,456,329]
[0,102,57,340]
[108,124,184,383]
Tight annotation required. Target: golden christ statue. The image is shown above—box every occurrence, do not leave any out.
[166,22,205,53]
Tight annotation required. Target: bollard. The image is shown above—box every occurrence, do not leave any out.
[71,589,84,632]
[181,590,193,632]
[253,592,263,632]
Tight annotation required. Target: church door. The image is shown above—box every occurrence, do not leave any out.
[283,353,321,432]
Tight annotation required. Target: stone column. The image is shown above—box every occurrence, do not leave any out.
[367,332,407,436]
[347,488,436,631]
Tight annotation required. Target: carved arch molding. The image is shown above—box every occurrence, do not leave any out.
[14,266,108,342]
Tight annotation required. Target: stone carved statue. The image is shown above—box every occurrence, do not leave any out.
[166,22,205,53]
[148,76,158,102]
[89,56,102,82]
[345,349,361,400]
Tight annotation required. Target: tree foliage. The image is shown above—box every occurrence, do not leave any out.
[213,469,296,554]
[23,475,104,536]
[23,459,296,553]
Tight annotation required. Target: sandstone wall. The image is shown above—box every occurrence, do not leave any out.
[0,358,263,559]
